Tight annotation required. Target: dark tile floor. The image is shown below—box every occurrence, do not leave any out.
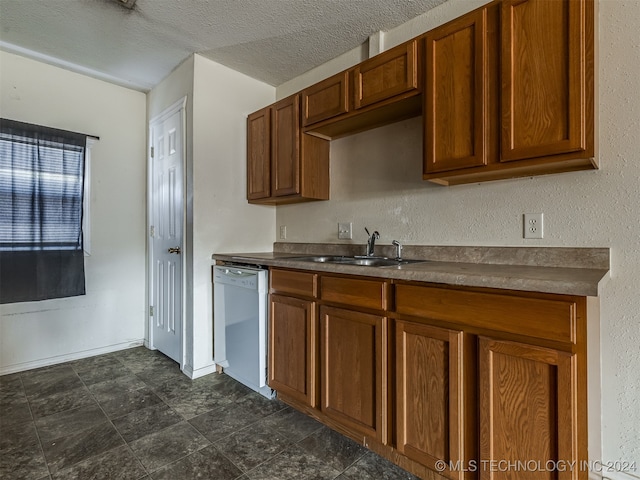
[1,346,419,480]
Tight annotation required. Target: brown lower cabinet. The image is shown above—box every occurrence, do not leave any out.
[268,268,590,480]
[268,269,318,407]
[320,305,387,443]
[479,337,578,480]
[268,294,316,407]
[395,320,469,480]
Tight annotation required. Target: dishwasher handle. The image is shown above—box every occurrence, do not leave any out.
[220,268,256,278]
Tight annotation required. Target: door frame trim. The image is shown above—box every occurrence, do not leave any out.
[147,96,188,368]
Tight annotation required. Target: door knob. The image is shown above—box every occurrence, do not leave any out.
[168,247,181,254]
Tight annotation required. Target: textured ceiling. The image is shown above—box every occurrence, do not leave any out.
[0,0,447,91]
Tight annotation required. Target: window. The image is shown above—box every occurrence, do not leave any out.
[0,118,90,304]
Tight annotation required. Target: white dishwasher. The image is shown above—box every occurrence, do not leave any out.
[213,263,273,398]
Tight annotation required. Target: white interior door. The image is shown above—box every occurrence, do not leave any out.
[149,104,184,364]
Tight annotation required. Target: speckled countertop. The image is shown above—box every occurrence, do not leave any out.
[212,243,610,297]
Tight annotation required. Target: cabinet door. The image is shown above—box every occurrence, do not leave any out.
[424,8,488,173]
[501,0,588,162]
[353,41,418,110]
[320,306,387,443]
[479,337,578,480]
[246,107,271,200]
[269,294,316,407]
[271,95,301,197]
[396,320,465,479]
[301,71,349,127]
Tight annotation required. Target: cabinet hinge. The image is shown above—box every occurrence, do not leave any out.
[149,225,155,238]
[150,146,154,158]
[149,306,154,317]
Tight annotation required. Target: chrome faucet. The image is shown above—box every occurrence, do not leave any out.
[392,240,403,261]
[364,227,380,257]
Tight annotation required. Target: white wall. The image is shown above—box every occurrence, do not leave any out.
[276,0,640,470]
[190,54,275,375]
[0,51,147,372]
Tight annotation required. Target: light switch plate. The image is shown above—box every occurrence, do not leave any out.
[338,222,352,239]
[523,213,543,239]
[279,225,287,239]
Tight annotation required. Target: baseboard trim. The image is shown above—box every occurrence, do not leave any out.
[0,340,145,375]
[182,362,217,380]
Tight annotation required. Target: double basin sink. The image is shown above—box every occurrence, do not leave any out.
[289,255,424,268]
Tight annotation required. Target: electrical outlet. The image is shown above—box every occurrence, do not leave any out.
[338,222,352,239]
[279,225,287,239]
[523,213,543,239]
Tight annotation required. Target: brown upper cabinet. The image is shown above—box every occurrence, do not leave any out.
[247,94,330,204]
[353,40,419,110]
[248,0,596,193]
[424,0,595,185]
[424,7,492,174]
[301,71,350,127]
[246,106,271,200]
[501,0,591,162]
[272,95,301,197]
[301,39,423,139]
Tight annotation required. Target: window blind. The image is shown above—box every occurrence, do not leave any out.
[0,118,87,303]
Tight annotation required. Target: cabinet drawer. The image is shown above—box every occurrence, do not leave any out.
[301,71,349,127]
[321,276,389,310]
[271,269,317,298]
[353,40,419,110]
[395,284,577,344]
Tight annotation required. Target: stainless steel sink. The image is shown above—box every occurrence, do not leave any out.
[290,255,348,263]
[289,255,424,267]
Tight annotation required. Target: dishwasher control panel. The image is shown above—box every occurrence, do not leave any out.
[213,265,261,289]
